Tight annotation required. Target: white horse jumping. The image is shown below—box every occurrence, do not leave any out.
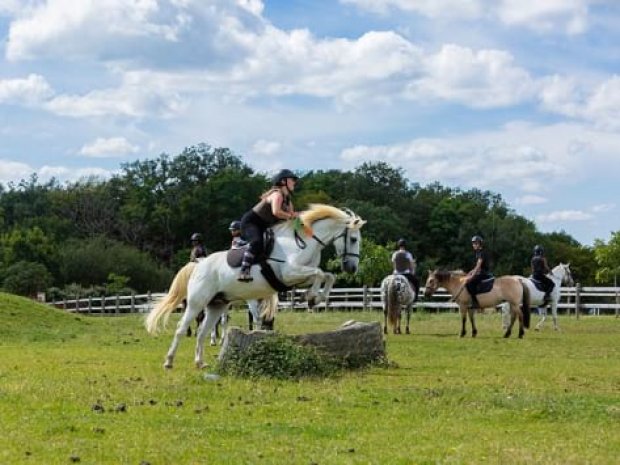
[381,274,417,335]
[502,263,574,332]
[145,204,365,369]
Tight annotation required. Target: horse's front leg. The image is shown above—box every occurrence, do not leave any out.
[551,300,560,331]
[468,307,477,338]
[195,306,226,369]
[459,306,467,337]
[319,272,336,303]
[535,303,547,331]
[282,265,326,308]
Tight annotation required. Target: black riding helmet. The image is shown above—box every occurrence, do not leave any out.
[229,220,241,231]
[533,245,544,256]
[471,235,483,244]
[397,238,406,247]
[271,169,299,186]
[190,232,202,242]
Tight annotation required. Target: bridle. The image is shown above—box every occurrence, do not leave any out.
[294,221,360,261]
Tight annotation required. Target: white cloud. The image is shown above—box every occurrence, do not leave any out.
[343,0,596,34]
[250,139,281,157]
[405,44,536,108]
[340,121,620,194]
[536,210,593,222]
[340,0,482,19]
[516,195,548,205]
[591,203,615,213]
[0,74,53,104]
[0,158,114,184]
[0,159,35,184]
[79,137,140,158]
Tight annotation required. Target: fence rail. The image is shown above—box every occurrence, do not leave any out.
[49,285,620,317]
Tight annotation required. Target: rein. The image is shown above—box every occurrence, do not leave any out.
[292,219,359,260]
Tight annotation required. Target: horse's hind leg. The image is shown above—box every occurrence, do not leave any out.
[405,304,411,335]
[515,303,525,339]
[503,307,516,338]
[164,301,203,369]
[551,301,560,331]
[195,305,226,369]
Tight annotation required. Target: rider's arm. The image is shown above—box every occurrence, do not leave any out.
[467,258,483,280]
[269,191,296,220]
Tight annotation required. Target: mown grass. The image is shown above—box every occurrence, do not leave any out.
[1,293,618,465]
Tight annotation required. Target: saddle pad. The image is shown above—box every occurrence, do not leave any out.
[476,277,495,294]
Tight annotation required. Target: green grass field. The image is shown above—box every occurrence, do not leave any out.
[1,293,618,465]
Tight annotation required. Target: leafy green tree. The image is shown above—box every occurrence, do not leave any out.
[593,231,620,285]
[2,261,52,297]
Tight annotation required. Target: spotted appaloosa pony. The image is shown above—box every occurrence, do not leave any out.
[146,204,365,369]
[424,269,530,338]
[381,274,417,335]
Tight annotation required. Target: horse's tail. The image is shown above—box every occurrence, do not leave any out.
[521,280,531,329]
[259,293,279,322]
[387,278,400,329]
[145,262,197,334]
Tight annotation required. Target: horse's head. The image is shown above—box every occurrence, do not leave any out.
[299,204,366,274]
[424,269,439,298]
[333,210,366,273]
[424,269,455,298]
[556,263,575,286]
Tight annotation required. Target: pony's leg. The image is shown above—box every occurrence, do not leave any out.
[210,316,220,346]
[551,300,559,331]
[164,302,203,369]
[318,272,336,303]
[500,302,511,332]
[195,306,226,369]
[536,304,547,331]
[247,300,260,330]
[468,307,477,338]
[395,308,401,335]
[515,303,525,339]
[459,306,467,337]
[503,306,516,338]
[405,304,411,335]
[383,302,388,335]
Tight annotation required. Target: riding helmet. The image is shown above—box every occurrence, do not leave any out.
[397,238,406,247]
[190,232,202,242]
[471,235,483,244]
[533,244,544,256]
[271,169,299,186]
[229,220,241,231]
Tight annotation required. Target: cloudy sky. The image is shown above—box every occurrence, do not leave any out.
[1,0,619,246]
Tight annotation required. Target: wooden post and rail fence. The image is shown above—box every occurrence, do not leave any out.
[48,285,620,317]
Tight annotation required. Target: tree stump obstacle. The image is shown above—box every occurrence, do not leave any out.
[218,320,386,367]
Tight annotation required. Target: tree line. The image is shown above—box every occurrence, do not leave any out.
[1,142,618,299]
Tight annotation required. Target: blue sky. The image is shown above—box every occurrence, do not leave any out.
[1,0,619,246]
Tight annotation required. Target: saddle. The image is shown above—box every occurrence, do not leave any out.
[529,276,553,294]
[226,229,275,268]
[226,229,290,293]
[473,277,495,294]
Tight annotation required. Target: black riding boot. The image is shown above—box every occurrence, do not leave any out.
[238,251,254,282]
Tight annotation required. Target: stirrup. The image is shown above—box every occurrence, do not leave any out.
[238,269,253,282]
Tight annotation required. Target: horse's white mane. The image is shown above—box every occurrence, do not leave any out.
[300,204,351,226]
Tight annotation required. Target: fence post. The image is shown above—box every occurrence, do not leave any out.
[614,275,620,318]
[131,292,135,313]
[575,282,581,319]
[88,296,92,314]
[115,295,120,313]
[362,285,368,311]
[75,294,79,313]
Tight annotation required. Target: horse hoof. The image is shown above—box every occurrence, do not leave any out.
[503,332,511,338]
[406,328,410,335]
[195,361,207,369]
[163,362,173,370]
